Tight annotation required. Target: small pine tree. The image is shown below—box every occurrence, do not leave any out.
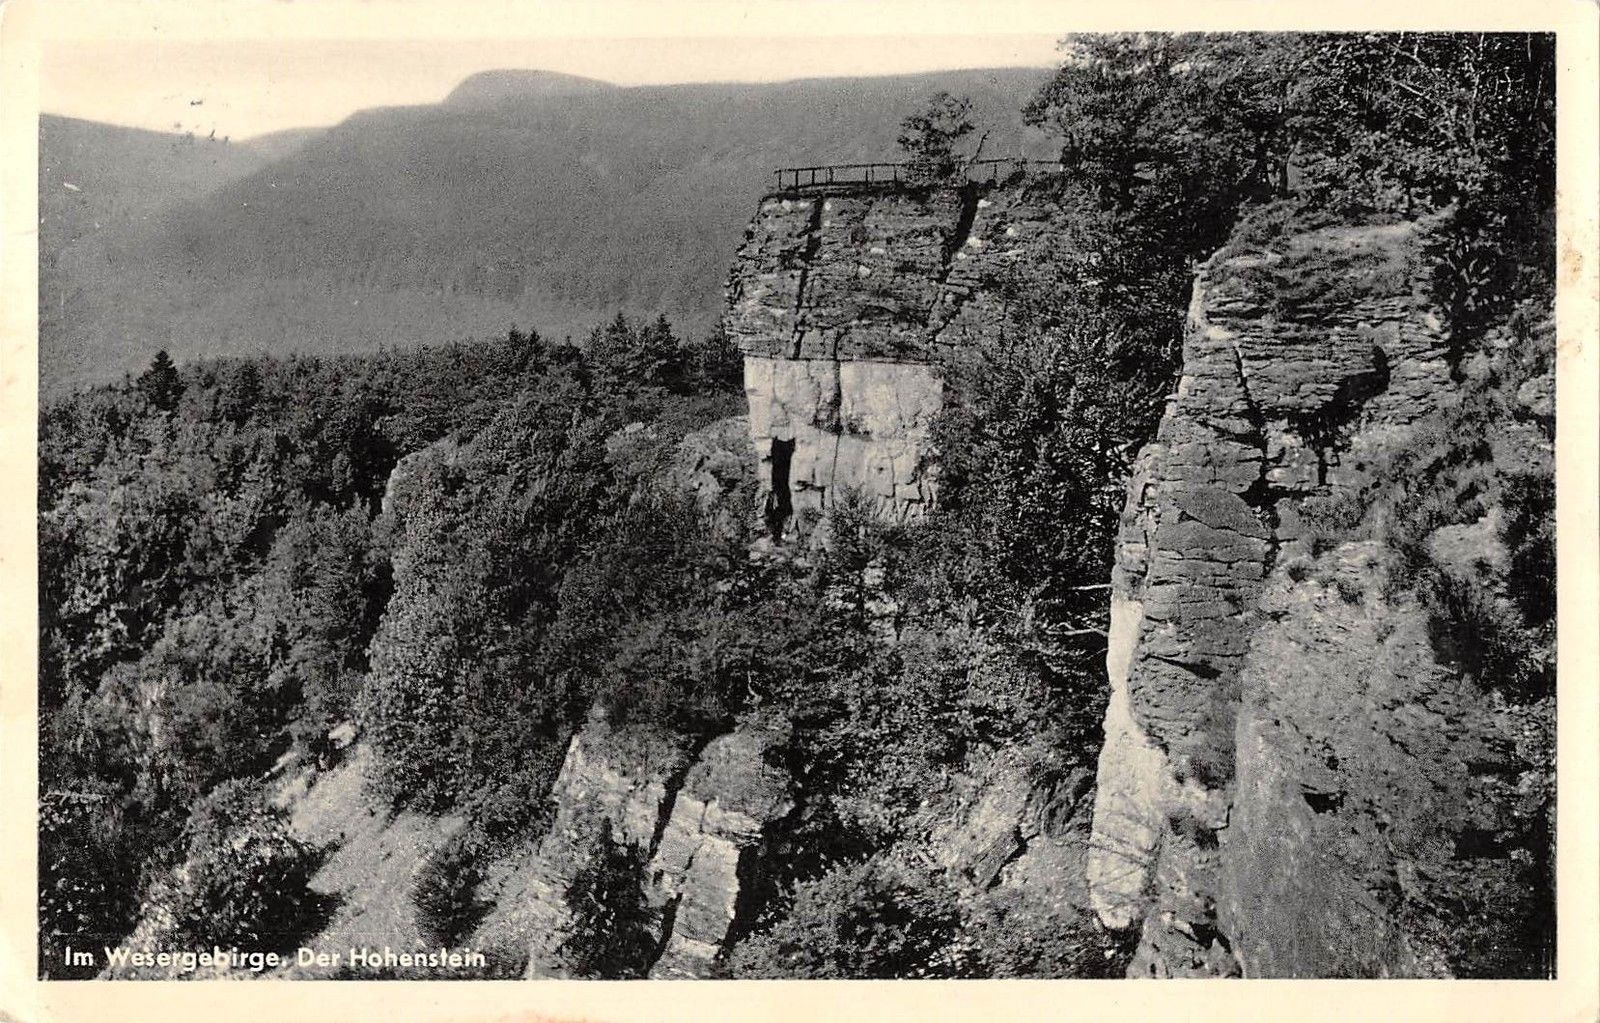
[137,349,185,412]
[897,92,978,186]
[637,314,684,389]
[557,818,657,978]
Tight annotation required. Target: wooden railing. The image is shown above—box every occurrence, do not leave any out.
[772,158,1063,193]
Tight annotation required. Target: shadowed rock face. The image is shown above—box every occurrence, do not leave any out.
[1088,219,1553,978]
[646,726,796,978]
[1090,221,1451,976]
[521,721,696,979]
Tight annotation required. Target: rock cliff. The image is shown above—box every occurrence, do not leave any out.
[727,181,1075,537]
[517,716,793,978]
[1087,218,1555,977]
[503,189,1551,981]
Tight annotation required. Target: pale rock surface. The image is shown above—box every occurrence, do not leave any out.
[1087,219,1463,975]
[646,722,795,978]
[520,720,693,978]
[726,180,1071,537]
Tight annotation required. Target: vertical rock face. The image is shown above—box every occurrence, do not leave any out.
[519,717,793,979]
[1081,222,1542,973]
[743,356,943,529]
[646,724,795,978]
[521,720,695,978]
[726,182,1071,537]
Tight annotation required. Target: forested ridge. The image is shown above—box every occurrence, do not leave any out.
[41,68,1047,392]
[39,33,1556,979]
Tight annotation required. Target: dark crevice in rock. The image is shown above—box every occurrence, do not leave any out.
[1220,330,1270,440]
[1452,828,1511,860]
[1302,789,1345,814]
[764,438,795,542]
[1288,344,1391,465]
[788,199,826,359]
[925,183,986,333]
[648,893,683,972]
[648,732,717,861]
[719,797,802,964]
[1147,653,1224,680]
[941,183,982,272]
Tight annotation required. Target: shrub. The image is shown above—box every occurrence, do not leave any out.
[726,856,974,979]
[557,816,658,979]
[1166,806,1221,851]
[1174,696,1237,789]
[411,830,489,947]
[1420,568,1552,702]
[38,787,139,978]
[153,781,325,950]
[968,889,1137,978]
[1334,575,1364,605]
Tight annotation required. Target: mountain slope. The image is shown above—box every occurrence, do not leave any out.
[38,115,297,257]
[41,67,1051,392]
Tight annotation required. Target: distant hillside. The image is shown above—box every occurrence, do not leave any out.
[40,67,1052,392]
[39,117,322,390]
[39,116,295,255]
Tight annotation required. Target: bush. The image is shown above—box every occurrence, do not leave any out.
[727,856,974,979]
[1173,696,1237,789]
[38,787,139,978]
[411,830,489,947]
[968,889,1137,978]
[557,816,658,979]
[153,781,325,950]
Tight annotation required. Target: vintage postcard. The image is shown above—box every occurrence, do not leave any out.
[1,1,1596,1021]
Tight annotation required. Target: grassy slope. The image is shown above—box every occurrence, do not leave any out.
[272,745,462,976]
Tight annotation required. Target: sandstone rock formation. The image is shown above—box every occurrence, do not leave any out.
[1086,219,1553,977]
[521,718,695,978]
[727,181,1069,537]
[518,715,793,978]
[646,723,795,977]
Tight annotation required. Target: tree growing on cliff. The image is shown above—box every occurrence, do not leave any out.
[897,91,982,186]
[557,816,657,978]
[1028,32,1555,337]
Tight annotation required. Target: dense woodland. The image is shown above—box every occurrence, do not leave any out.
[40,33,1555,979]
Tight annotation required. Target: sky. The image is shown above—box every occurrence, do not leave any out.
[37,2,1066,140]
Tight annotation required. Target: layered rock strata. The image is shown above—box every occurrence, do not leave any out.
[519,716,793,979]
[521,719,695,978]
[727,182,1071,537]
[646,725,795,977]
[1086,221,1468,976]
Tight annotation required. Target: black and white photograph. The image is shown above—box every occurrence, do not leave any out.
[7,2,1598,1018]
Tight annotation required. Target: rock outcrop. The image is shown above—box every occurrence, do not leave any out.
[727,180,1071,537]
[930,745,1095,900]
[518,715,793,978]
[520,718,695,978]
[646,724,795,977]
[1086,219,1553,977]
